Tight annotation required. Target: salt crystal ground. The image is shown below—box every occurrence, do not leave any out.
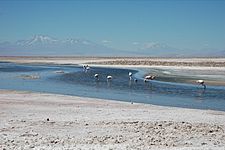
[0,90,225,150]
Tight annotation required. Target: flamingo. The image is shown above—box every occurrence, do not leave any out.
[83,65,90,71]
[94,74,99,80]
[196,80,206,89]
[86,65,90,70]
[144,75,156,82]
[129,72,133,80]
[83,65,87,71]
[107,75,112,81]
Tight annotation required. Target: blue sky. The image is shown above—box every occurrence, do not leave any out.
[0,0,225,52]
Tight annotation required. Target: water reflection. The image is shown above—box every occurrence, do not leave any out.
[195,88,206,102]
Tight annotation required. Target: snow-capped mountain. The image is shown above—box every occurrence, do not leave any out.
[0,35,224,57]
[15,35,95,47]
[0,35,122,56]
[16,35,59,46]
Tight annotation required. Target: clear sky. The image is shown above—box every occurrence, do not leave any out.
[0,0,225,51]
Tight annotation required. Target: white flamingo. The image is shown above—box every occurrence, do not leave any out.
[94,74,99,80]
[196,80,206,89]
[86,65,90,70]
[83,65,90,71]
[83,65,87,71]
[144,75,156,82]
[129,72,133,80]
[107,75,112,81]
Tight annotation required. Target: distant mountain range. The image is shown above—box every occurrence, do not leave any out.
[0,35,125,56]
[0,35,224,57]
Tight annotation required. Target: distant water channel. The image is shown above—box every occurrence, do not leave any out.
[0,62,225,111]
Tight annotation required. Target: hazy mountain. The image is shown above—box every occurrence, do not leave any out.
[194,49,225,57]
[0,35,224,57]
[128,42,190,57]
[0,35,123,56]
[128,42,225,57]
[16,35,58,46]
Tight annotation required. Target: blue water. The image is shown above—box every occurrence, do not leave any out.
[0,62,225,111]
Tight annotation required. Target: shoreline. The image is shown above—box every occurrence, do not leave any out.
[1,56,225,66]
[1,90,225,149]
[1,56,225,87]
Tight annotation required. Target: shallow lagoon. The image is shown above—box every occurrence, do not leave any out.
[0,62,225,111]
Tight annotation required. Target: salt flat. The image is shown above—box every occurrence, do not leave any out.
[1,57,225,149]
[0,90,225,150]
[1,56,225,66]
